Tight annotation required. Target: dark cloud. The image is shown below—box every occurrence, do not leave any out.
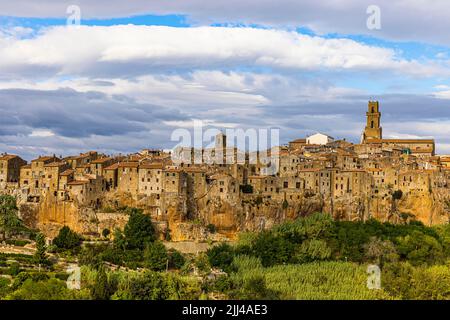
[0,88,449,159]
[0,88,186,138]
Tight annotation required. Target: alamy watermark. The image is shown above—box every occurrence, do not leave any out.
[170,121,280,175]
[367,264,381,289]
[66,264,81,290]
[67,5,81,27]
[367,5,381,30]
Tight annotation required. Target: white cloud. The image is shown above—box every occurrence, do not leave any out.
[3,1,450,46]
[29,129,55,137]
[433,85,450,99]
[0,25,446,79]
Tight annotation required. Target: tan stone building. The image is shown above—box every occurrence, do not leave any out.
[0,154,27,186]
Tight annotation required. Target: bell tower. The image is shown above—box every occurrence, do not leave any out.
[363,101,382,142]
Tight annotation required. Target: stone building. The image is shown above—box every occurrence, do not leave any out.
[0,154,27,187]
[2,100,449,239]
[362,101,435,156]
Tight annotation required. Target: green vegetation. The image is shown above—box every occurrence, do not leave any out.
[239,184,253,194]
[144,241,168,271]
[34,233,49,265]
[122,208,156,250]
[3,198,450,300]
[229,257,391,300]
[0,195,31,240]
[205,213,450,300]
[53,226,82,251]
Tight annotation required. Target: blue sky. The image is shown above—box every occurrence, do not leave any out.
[1,1,450,159]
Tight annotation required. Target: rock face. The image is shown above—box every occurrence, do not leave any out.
[17,186,449,240]
[18,194,129,239]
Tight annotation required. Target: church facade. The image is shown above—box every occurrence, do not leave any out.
[362,101,435,157]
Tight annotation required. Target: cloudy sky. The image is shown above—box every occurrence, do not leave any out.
[1,0,450,160]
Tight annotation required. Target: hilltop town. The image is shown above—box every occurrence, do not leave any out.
[1,101,449,240]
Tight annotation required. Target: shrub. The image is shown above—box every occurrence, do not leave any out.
[53,226,82,250]
[11,272,50,290]
[207,243,235,273]
[34,233,49,265]
[240,184,253,194]
[5,239,30,246]
[194,253,211,274]
[363,237,398,267]
[206,224,217,234]
[102,228,111,238]
[250,231,295,267]
[123,208,156,250]
[112,271,202,300]
[229,274,279,300]
[0,277,11,298]
[392,190,403,200]
[122,271,166,300]
[8,262,21,276]
[91,266,113,300]
[144,242,168,271]
[168,249,185,270]
[79,243,108,268]
[6,278,82,300]
[397,231,444,265]
[295,239,332,263]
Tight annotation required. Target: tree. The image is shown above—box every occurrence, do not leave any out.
[6,278,79,300]
[295,239,332,263]
[53,226,82,250]
[392,190,403,200]
[230,274,279,300]
[168,249,185,270]
[363,237,398,267]
[207,243,235,273]
[127,271,166,300]
[91,266,112,300]
[251,231,295,267]
[144,241,168,271]
[112,228,127,250]
[240,184,253,194]
[34,233,48,265]
[397,231,444,265]
[206,224,217,234]
[123,208,156,250]
[102,228,110,239]
[0,195,23,240]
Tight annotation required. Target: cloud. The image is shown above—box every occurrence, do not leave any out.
[0,88,188,158]
[1,84,450,159]
[0,25,446,80]
[3,1,450,46]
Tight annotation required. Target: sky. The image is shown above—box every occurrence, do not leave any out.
[1,0,450,160]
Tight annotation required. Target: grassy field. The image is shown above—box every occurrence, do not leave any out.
[233,260,394,300]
